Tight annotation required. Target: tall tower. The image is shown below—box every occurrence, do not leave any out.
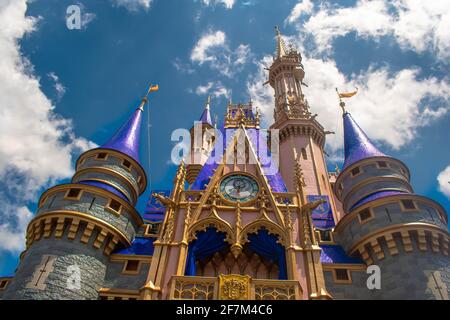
[269,27,340,220]
[186,96,215,185]
[2,96,148,300]
[333,106,449,299]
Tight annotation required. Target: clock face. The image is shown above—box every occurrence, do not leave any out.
[219,174,259,203]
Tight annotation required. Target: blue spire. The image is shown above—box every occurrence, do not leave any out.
[199,95,213,126]
[343,112,386,169]
[101,100,144,163]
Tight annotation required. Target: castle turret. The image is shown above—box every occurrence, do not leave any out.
[269,27,340,221]
[186,96,215,184]
[2,94,148,300]
[333,107,449,299]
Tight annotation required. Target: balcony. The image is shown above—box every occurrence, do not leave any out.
[169,275,302,300]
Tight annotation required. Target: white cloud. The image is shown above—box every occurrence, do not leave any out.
[285,0,313,25]
[287,0,450,60]
[437,165,450,198]
[75,2,96,29]
[111,0,153,11]
[191,30,226,64]
[0,0,95,254]
[247,55,450,153]
[48,72,66,100]
[202,0,235,9]
[190,30,251,77]
[195,81,231,99]
[246,55,274,124]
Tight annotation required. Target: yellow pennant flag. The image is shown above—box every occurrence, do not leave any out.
[337,87,358,99]
[148,84,159,92]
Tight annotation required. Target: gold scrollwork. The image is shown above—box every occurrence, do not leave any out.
[219,274,251,300]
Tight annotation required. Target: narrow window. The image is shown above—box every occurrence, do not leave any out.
[319,230,331,242]
[122,159,132,170]
[107,199,122,214]
[96,153,107,160]
[301,148,307,160]
[335,269,350,281]
[401,199,417,210]
[358,208,373,223]
[351,167,360,176]
[377,161,388,168]
[0,280,8,289]
[65,188,82,200]
[125,260,139,272]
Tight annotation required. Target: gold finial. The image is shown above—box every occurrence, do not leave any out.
[274,25,287,58]
[205,94,211,110]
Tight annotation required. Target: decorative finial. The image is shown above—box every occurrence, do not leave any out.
[205,94,211,110]
[274,25,287,58]
[275,25,281,36]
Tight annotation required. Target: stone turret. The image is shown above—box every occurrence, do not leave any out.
[333,110,450,299]
[2,96,148,300]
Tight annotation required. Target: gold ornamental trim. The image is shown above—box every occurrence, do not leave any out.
[218,274,251,300]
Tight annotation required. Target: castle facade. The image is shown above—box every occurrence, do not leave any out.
[1,29,449,300]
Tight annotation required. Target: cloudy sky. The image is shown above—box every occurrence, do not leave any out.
[0,0,449,275]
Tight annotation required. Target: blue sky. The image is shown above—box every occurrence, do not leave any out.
[0,0,449,275]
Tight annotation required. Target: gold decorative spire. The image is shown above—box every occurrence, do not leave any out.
[275,25,287,58]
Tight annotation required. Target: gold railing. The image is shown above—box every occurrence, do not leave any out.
[169,275,302,300]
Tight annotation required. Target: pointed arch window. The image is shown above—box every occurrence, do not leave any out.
[301,148,307,160]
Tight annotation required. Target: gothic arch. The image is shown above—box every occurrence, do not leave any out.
[187,217,234,244]
[240,220,286,246]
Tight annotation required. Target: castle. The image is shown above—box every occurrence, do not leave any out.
[1,29,449,300]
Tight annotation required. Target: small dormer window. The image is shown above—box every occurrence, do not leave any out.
[96,153,107,160]
[401,199,417,211]
[65,188,82,200]
[335,269,350,281]
[377,161,388,168]
[0,280,9,290]
[107,199,122,214]
[122,159,132,170]
[351,167,360,176]
[358,208,374,223]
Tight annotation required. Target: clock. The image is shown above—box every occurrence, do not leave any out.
[219,174,259,203]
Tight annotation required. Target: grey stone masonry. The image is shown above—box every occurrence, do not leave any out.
[2,228,109,300]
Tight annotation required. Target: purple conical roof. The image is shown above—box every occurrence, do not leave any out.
[101,106,143,163]
[343,112,386,169]
[199,106,213,125]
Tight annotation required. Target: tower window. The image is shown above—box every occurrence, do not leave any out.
[334,269,350,282]
[358,208,374,223]
[96,153,108,160]
[351,167,361,177]
[65,188,82,200]
[123,260,141,274]
[145,223,160,236]
[0,280,8,290]
[377,161,388,168]
[107,199,122,214]
[401,199,417,211]
[301,148,308,160]
[319,230,332,242]
[122,159,132,170]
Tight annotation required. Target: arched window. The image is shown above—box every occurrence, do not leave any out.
[301,148,307,160]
